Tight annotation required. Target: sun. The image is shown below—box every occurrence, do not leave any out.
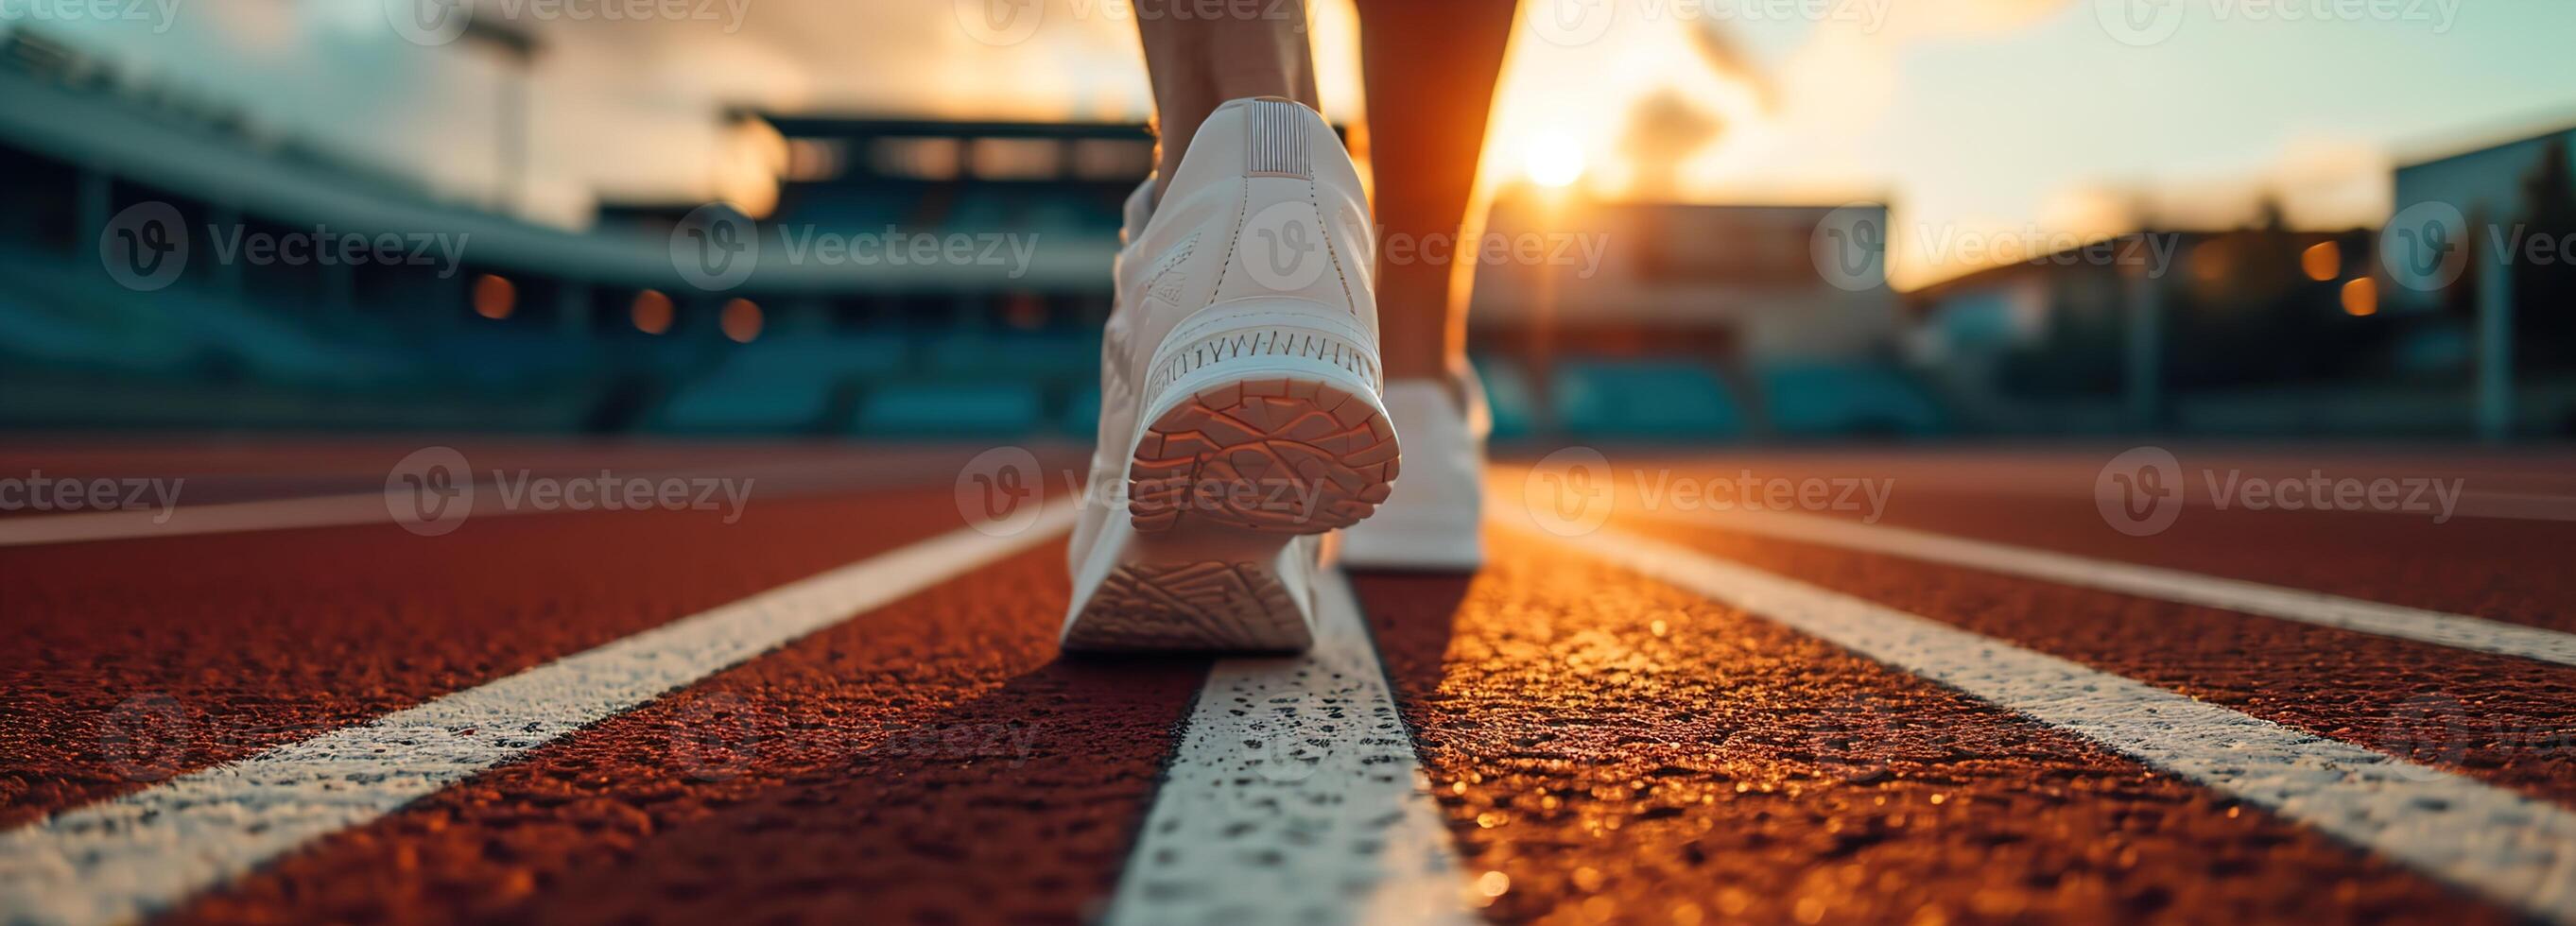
[1524,135,1587,189]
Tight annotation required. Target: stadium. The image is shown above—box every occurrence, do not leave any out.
[2,2,2573,924]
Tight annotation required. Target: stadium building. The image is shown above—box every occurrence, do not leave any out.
[1470,197,1939,439]
[0,25,1940,442]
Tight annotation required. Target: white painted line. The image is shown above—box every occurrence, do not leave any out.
[0,492,399,546]
[1530,523,2576,924]
[0,502,1079,926]
[1679,465,2576,523]
[1642,506,2576,668]
[1105,569,1477,926]
[0,459,961,547]
[2450,491,2576,523]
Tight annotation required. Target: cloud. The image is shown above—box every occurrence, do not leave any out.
[1481,1,1777,197]
[1779,0,2071,137]
[2266,135,2394,229]
[35,0,1166,222]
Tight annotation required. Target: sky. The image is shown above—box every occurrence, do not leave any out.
[14,0,2576,288]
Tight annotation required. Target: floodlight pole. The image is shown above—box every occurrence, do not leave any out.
[501,67,527,214]
[559,283,592,341]
[2123,249,2163,432]
[2475,232,2515,442]
[459,20,542,219]
[76,169,109,265]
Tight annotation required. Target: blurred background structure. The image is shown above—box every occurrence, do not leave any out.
[1,1,2570,441]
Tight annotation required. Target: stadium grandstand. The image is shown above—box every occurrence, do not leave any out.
[0,26,1130,436]
[0,22,1952,441]
[1471,197,1943,439]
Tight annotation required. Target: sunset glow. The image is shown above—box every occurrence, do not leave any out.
[1524,135,1586,189]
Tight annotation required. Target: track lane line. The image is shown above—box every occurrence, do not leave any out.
[170,544,1203,926]
[1601,456,2576,523]
[1518,522,2576,924]
[1609,515,2576,809]
[0,488,977,830]
[1636,506,2576,668]
[0,457,969,547]
[0,502,1078,926]
[0,492,390,546]
[1103,569,1476,926]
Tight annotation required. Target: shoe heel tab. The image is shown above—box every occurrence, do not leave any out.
[1166,97,1355,207]
[1239,97,1315,180]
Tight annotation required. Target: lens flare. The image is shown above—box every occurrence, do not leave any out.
[1525,135,1587,189]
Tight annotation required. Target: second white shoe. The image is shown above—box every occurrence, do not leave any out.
[1062,97,1393,653]
[1337,369,1488,572]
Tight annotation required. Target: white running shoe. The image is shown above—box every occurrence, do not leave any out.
[1062,97,1393,653]
[1337,370,1488,572]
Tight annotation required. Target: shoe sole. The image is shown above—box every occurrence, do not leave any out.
[1128,376,1397,535]
[1063,374,1396,653]
[1059,560,1307,652]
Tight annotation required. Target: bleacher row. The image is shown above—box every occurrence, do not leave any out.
[658,336,1943,439]
[656,333,1097,435]
[0,28,1959,439]
[1,227,1942,438]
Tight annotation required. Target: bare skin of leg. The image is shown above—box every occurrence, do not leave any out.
[1133,0,1320,197]
[1136,0,1516,393]
[1353,0,1518,388]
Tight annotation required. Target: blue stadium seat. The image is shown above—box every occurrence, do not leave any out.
[925,332,1098,379]
[424,330,601,389]
[1020,195,1107,234]
[1754,361,1943,437]
[1471,357,1537,439]
[852,382,1044,436]
[1551,358,1746,438]
[659,374,840,433]
[731,335,909,376]
[944,191,1016,232]
[151,288,404,386]
[0,247,404,387]
[654,335,908,432]
[770,187,923,229]
[0,282,199,376]
[1062,384,1101,436]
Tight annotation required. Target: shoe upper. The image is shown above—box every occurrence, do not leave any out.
[1335,370,1490,570]
[1069,97,1380,572]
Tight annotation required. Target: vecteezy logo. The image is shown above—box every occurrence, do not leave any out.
[1241,200,1329,293]
[1810,203,1888,292]
[1530,0,1614,46]
[2404,226,2451,275]
[954,0,1044,46]
[387,446,475,537]
[100,201,189,292]
[1525,446,1614,537]
[2379,200,2471,292]
[2377,691,2469,783]
[384,0,474,46]
[2095,446,2184,537]
[670,203,759,291]
[667,691,760,782]
[1803,693,1893,783]
[2096,0,2186,46]
[100,693,189,782]
[1249,690,1329,783]
[956,446,1045,537]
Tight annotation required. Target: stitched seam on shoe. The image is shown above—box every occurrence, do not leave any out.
[1210,178,1249,308]
[1140,326,1376,399]
[1306,179,1360,322]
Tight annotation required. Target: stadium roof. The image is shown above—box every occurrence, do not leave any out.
[0,67,1112,295]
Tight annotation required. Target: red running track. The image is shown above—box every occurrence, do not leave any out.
[0,445,2567,924]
